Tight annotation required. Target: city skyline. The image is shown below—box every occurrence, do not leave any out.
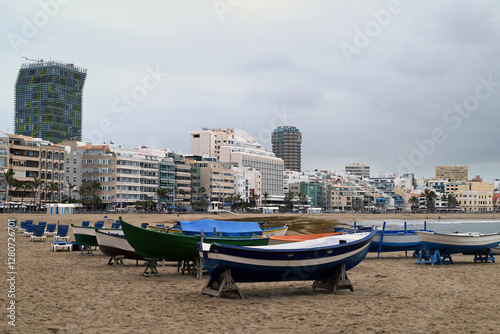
[1,1,500,181]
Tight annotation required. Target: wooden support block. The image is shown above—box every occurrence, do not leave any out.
[142,258,160,277]
[474,249,495,263]
[201,270,243,299]
[312,264,354,294]
[107,255,125,267]
[80,245,95,256]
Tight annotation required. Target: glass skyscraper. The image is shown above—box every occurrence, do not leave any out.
[14,60,87,143]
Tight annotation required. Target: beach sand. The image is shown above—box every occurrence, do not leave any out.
[1,212,500,333]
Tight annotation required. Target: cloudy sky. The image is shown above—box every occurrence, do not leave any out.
[1,1,500,181]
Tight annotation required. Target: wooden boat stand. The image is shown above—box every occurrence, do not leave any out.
[201,269,244,299]
[142,258,161,277]
[80,245,95,256]
[177,258,205,279]
[107,255,125,267]
[473,249,495,263]
[416,248,453,265]
[312,264,354,294]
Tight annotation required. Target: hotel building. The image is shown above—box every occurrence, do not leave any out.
[14,60,87,143]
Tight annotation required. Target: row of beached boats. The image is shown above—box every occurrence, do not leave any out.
[70,218,500,297]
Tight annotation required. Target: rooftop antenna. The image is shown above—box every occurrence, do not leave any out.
[21,56,43,63]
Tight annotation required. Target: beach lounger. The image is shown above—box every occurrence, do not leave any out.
[53,225,70,242]
[31,225,47,242]
[45,223,57,236]
[82,221,90,227]
[111,222,121,229]
[18,221,28,232]
[95,221,105,228]
[51,241,73,252]
[24,223,35,237]
[38,221,47,228]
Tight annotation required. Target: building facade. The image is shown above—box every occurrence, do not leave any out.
[14,60,87,143]
[271,126,302,172]
[1,133,66,207]
[445,181,493,212]
[190,128,284,196]
[345,163,370,179]
[435,165,468,182]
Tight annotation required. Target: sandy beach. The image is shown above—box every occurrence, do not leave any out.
[1,212,500,333]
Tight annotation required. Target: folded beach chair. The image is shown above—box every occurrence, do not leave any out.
[111,222,121,229]
[31,225,47,242]
[82,221,90,227]
[45,223,57,236]
[95,221,105,228]
[53,225,70,242]
[23,223,35,237]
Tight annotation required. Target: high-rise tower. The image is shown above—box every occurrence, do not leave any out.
[14,60,87,143]
[271,126,302,172]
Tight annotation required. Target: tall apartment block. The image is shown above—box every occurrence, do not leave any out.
[14,60,87,143]
[271,126,302,172]
[435,165,468,182]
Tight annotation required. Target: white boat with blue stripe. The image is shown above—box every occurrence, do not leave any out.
[198,230,376,284]
[416,231,500,254]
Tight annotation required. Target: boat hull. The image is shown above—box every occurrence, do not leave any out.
[369,230,424,252]
[199,231,376,283]
[416,231,500,254]
[95,230,144,260]
[71,225,124,247]
[120,218,271,261]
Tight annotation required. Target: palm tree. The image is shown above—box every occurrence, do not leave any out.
[284,191,295,211]
[47,181,59,203]
[89,180,102,211]
[234,194,242,211]
[198,186,207,200]
[444,193,458,212]
[155,188,168,210]
[423,189,437,213]
[31,177,42,212]
[298,192,308,209]
[3,169,16,212]
[19,182,32,212]
[250,193,260,208]
[66,182,76,203]
[263,192,269,207]
[77,185,89,203]
[408,196,420,213]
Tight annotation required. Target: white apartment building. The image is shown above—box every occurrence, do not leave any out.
[191,128,284,196]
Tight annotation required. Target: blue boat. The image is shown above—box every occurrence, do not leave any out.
[198,230,376,284]
[169,219,288,237]
[366,222,433,257]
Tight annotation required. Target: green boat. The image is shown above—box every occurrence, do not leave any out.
[119,217,270,261]
[71,224,124,247]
